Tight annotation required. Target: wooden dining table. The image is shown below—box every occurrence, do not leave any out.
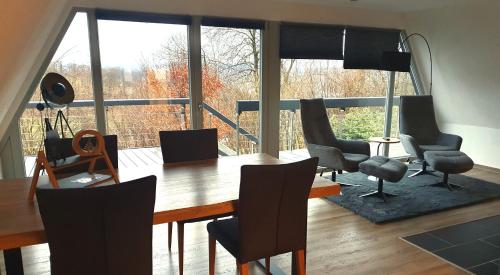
[0,153,341,275]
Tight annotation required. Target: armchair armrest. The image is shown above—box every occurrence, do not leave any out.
[399,134,424,160]
[306,143,345,169]
[437,133,463,150]
[336,139,370,156]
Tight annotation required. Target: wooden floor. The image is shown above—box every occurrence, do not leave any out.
[11,156,500,274]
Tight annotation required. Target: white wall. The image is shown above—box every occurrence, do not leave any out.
[405,1,500,168]
[0,0,72,141]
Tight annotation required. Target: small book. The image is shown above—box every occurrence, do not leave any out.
[38,173,112,189]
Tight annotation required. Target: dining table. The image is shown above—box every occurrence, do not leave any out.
[0,153,341,275]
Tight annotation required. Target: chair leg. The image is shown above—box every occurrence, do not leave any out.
[430,173,462,191]
[359,178,397,202]
[178,222,184,275]
[293,249,306,275]
[333,169,361,187]
[209,235,216,275]
[408,161,437,177]
[265,257,270,274]
[238,262,249,275]
[168,222,173,251]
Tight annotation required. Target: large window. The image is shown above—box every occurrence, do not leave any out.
[19,12,96,175]
[16,10,422,177]
[98,20,189,149]
[279,59,416,158]
[200,25,261,155]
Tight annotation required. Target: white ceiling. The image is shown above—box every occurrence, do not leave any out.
[274,0,475,12]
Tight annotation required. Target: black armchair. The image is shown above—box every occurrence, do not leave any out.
[300,98,370,184]
[399,95,463,177]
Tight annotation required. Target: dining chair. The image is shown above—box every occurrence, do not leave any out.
[159,128,229,275]
[207,157,319,275]
[36,175,157,275]
[44,134,118,173]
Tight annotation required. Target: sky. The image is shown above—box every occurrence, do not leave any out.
[53,12,345,72]
[53,12,187,70]
[53,12,397,75]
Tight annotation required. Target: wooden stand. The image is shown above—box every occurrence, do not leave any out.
[29,130,119,200]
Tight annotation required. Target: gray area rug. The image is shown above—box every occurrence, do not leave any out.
[326,168,500,224]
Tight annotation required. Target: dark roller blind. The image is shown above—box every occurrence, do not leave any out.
[201,17,265,29]
[280,23,344,60]
[343,27,401,70]
[95,9,192,25]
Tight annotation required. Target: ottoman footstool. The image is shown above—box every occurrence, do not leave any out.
[424,151,474,190]
[358,156,408,202]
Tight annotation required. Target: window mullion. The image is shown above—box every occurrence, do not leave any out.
[188,16,203,129]
[87,10,107,134]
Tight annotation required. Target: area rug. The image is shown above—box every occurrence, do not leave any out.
[325,169,500,224]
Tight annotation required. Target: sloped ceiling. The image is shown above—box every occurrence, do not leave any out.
[274,0,479,12]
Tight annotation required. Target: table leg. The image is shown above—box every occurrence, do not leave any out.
[4,248,24,275]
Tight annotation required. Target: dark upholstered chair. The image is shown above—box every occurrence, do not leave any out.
[36,175,157,275]
[300,98,370,184]
[45,134,118,173]
[207,157,318,275]
[159,128,228,275]
[159,128,218,164]
[399,95,463,177]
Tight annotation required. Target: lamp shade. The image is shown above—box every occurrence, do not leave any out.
[381,51,411,72]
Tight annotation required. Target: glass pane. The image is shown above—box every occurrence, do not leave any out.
[19,12,96,176]
[279,58,418,158]
[201,26,261,156]
[98,20,189,149]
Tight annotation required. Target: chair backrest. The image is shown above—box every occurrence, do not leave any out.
[159,128,218,163]
[36,175,157,275]
[237,157,319,263]
[300,98,338,147]
[399,95,441,144]
[45,135,119,172]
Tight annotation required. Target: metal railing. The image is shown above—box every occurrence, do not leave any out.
[24,96,400,155]
[235,96,400,153]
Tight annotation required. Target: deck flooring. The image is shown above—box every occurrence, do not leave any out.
[24,142,407,174]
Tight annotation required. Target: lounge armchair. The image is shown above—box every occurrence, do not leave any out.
[399,95,462,177]
[300,98,370,184]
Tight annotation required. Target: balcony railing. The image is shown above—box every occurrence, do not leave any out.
[23,96,401,156]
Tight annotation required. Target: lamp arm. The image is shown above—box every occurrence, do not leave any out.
[400,33,432,95]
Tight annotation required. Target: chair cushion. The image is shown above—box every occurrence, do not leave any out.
[207,218,240,259]
[424,151,474,174]
[359,156,408,182]
[419,144,457,152]
[343,153,370,172]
